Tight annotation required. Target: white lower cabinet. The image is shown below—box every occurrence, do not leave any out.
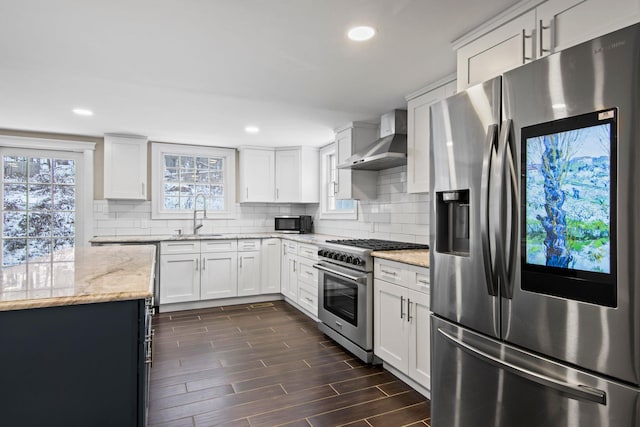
[160,240,244,305]
[238,251,261,296]
[375,279,410,370]
[374,259,431,391]
[281,240,298,300]
[201,251,238,299]
[260,238,281,294]
[160,253,200,304]
[279,240,319,317]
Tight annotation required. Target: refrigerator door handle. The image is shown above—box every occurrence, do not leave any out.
[481,123,500,296]
[438,328,607,405]
[495,119,518,299]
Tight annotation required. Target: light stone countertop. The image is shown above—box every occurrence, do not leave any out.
[90,232,342,246]
[371,249,430,268]
[0,245,156,312]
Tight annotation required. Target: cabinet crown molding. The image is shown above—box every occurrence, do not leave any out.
[451,0,544,50]
[405,73,457,101]
[334,121,378,134]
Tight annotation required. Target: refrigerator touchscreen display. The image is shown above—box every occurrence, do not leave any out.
[521,109,617,306]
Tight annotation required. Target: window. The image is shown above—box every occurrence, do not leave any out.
[0,137,94,275]
[151,143,236,219]
[319,143,357,219]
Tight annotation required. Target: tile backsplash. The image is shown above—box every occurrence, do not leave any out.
[307,166,429,244]
[93,165,430,243]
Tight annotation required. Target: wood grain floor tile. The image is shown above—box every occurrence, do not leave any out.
[149,300,430,427]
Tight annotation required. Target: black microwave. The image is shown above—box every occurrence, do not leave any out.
[274,215,313,234]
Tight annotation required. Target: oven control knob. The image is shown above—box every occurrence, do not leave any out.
[338,254,347,261]
[317,249,324,257]
[345,256,353,263]
[353,257,364,266]
[332,252,340,260]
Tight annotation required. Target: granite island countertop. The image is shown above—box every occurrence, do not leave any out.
[371,249,430,268]
[0,245,156,311]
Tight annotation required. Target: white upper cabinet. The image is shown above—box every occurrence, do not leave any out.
[103,134,147,200]
[238,146,319,203]
[335,123,379,200]
[537,0,640,57]
[275,147,319,203]
[455,0,640,90]
[237,147,275,202]
[456,9,537,90]
[406,78,456,194]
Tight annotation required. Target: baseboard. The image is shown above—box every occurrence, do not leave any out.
[159,294,283,313]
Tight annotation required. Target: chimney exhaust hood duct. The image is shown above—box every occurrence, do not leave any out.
[338,109,407,171]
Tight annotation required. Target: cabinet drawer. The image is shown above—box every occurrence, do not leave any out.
[406,268,430,294]
[374,260,406,286]
[238,239,261,252]
[298,243,318,260]
[201,239,237,252]
[161,240,201,254]
[297,261,318,285]
[298,283,318,315]
[283,240,298,254]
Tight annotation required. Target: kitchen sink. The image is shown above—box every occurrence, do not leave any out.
[172,233,224,239]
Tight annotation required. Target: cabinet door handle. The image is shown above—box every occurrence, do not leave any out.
[141,182,145,196]
[202,257,206,270]
[381,269,397,276]
[418,279,428,285]
[293,260,296,272]
[240,257,243,268]
[539,19,551,57]
[195,258,199,271]
[246,188,249,199]
[522,29,533,62]
[400,295,405,319]
[407,298,413,322]
[276,188,280,200]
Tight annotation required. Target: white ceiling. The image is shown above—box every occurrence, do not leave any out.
[0,0,520,148]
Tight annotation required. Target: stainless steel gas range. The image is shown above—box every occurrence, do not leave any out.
[314,239,429,363]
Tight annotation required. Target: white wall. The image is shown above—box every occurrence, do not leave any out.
[308,165,430,244]
[93,165,430,243]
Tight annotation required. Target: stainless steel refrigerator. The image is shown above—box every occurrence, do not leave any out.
[429,23,640,426]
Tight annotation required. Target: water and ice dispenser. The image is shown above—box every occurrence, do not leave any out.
[435,189,470,256]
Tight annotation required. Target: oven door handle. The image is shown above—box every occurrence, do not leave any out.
[313,263,368,284]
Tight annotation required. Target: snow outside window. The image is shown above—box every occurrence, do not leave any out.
[1,150,82,268]
[319,143,357,220]
[151,143,236,219]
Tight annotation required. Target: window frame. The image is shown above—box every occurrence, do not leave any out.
[0,135,94,251]
[319,143,357,220]
[151,143,236,220]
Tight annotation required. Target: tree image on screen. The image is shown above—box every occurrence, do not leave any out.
[525,124,611,273]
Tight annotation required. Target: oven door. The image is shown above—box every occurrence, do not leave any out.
[314,262,372,350]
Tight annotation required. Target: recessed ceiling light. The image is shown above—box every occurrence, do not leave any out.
[347,26,376,42]
[72,108,93,116]
[245,125,260,134]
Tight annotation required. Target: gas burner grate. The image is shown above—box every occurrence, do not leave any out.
[324,239,429,251]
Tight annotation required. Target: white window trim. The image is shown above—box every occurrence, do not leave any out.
[151,142,237,220]
[0,135,95,247]
[319,143,358,220]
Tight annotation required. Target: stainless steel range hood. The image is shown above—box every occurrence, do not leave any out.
[338,109,407,171]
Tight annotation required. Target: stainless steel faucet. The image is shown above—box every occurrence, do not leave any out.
[193,193,207,234]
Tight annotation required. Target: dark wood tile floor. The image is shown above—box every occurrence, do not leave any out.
[149,300,431,427]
